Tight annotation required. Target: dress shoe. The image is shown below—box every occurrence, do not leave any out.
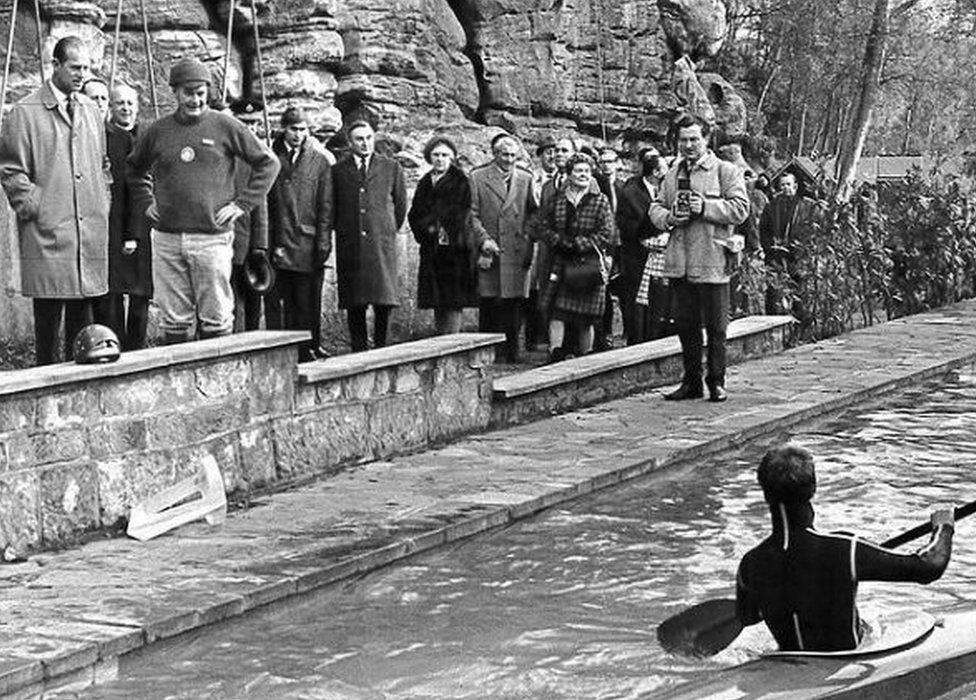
[664,383,704,401]
[548,347,567,364]
[708,385,728,402]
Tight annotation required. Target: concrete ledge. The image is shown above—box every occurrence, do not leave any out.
[0,330,309,397]
[491,315,795,427]
[9,302,976,697]
[298,333,506,384]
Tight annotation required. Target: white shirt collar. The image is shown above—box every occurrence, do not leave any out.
[48,80,71,108]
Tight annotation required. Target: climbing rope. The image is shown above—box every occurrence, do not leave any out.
[221,0,236,103]
[108,0,123,89]
[32,0,42,84]
[593,0,608,142]
[138,0,158,117]
[0,0,19,132]
[250,3,270,146]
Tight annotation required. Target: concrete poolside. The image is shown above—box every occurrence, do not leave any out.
[5,302,976,697]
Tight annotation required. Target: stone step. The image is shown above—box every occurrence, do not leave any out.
[491,315,796,428]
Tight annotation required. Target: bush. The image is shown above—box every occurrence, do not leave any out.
[752,168,976,342]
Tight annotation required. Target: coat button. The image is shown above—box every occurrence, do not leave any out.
[75,173,82,180]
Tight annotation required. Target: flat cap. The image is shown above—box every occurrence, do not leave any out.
[280,106,308,128]
[536,135,557,156]
[169,57,212,87]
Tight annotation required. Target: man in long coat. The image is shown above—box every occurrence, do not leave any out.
[332,120,406,352]
[469,133,533,363]
[0,36,110,365]
[97,82,152,351]
[267,107,333,361]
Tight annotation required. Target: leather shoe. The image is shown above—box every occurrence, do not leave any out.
[664,383,704,401]
[708,385,728,402]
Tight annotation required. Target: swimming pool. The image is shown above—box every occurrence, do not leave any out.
[63,372,976,699]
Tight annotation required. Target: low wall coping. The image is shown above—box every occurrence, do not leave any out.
[298,332,506,384]
[0,330,310,398]
[493,315,795,399]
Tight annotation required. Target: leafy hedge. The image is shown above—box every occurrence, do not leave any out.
[738,170,976,341]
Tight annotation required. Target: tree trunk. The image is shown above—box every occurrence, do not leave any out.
[833,0,890,202]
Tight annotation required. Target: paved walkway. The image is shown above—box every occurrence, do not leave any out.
[6,301,976,696]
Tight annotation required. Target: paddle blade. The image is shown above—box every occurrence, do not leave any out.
[657,598,743,657]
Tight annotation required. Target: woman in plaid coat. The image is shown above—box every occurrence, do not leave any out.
[538,153,615,361]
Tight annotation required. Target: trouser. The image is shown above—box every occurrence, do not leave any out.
[230,264,263,332]
[595,288,615,350]
[522,291,544,348]
[152,230,234,342]
[94,293,150,351]
[671,277,730,389]
[347,304,393,352]
[479,296,521,362]
[267,269,324,361]
[32,297,95,365]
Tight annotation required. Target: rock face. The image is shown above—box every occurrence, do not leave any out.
[1,0,738,147]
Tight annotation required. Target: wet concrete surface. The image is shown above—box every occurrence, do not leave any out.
[6,302,976,696]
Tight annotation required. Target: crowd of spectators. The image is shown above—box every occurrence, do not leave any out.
[0,38,818,400]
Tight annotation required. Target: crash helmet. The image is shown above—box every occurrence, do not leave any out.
[73,324,121,364]
[245,251,276,295]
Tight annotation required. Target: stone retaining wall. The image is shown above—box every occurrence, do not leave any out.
[0,331,503,552]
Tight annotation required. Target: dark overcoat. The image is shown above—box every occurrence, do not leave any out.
[0,83,110,298]
[268,135,333,273]
[332,153,407,308]
[106,122,152,296]
[408,165,477,309]
[616,174,656,294]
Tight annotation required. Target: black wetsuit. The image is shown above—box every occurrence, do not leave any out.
[736,503,954,652]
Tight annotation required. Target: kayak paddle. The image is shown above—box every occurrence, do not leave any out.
[656,498,976,658]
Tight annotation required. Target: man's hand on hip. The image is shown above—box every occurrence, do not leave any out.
[215,202,246,227]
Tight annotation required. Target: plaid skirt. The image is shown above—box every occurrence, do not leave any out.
[538,252,607,322]
[636,249,667,305]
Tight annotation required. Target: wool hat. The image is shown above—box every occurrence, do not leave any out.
[169,57,212,87]
[280,106,308,128]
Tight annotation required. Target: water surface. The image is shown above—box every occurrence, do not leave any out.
[66,373,976,699]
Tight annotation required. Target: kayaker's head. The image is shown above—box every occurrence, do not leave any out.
[758,445,816,507]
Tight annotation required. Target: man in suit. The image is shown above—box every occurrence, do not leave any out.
[267,106,333,361]
[97,82,153,350]
[331,120,407,351]
[469,133,534,363]
[617,148,670,343]
[0,36,111,364]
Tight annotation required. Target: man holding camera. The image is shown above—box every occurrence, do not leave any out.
[650,114,749,402]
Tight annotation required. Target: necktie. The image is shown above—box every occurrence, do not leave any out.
[66,95,75,122]
[359,157,367,180]
[555,174,564,190]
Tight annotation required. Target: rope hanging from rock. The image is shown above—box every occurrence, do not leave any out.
[0,0,19,132]
[31,0,43,84]
[221,0,236,103]
[594,0,607,141]
[108,0,123,89]
[250,3,270,146]
[138,0,159,118]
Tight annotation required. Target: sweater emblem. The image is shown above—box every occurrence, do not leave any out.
[180,146,196,163]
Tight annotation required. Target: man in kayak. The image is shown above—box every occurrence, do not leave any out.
[736,444,955,652]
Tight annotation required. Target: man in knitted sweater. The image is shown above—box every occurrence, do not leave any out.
[127,57,279,344]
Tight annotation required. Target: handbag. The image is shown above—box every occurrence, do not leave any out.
[562,242,608,293]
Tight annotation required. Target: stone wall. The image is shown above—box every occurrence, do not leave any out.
[0,331,502,552]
